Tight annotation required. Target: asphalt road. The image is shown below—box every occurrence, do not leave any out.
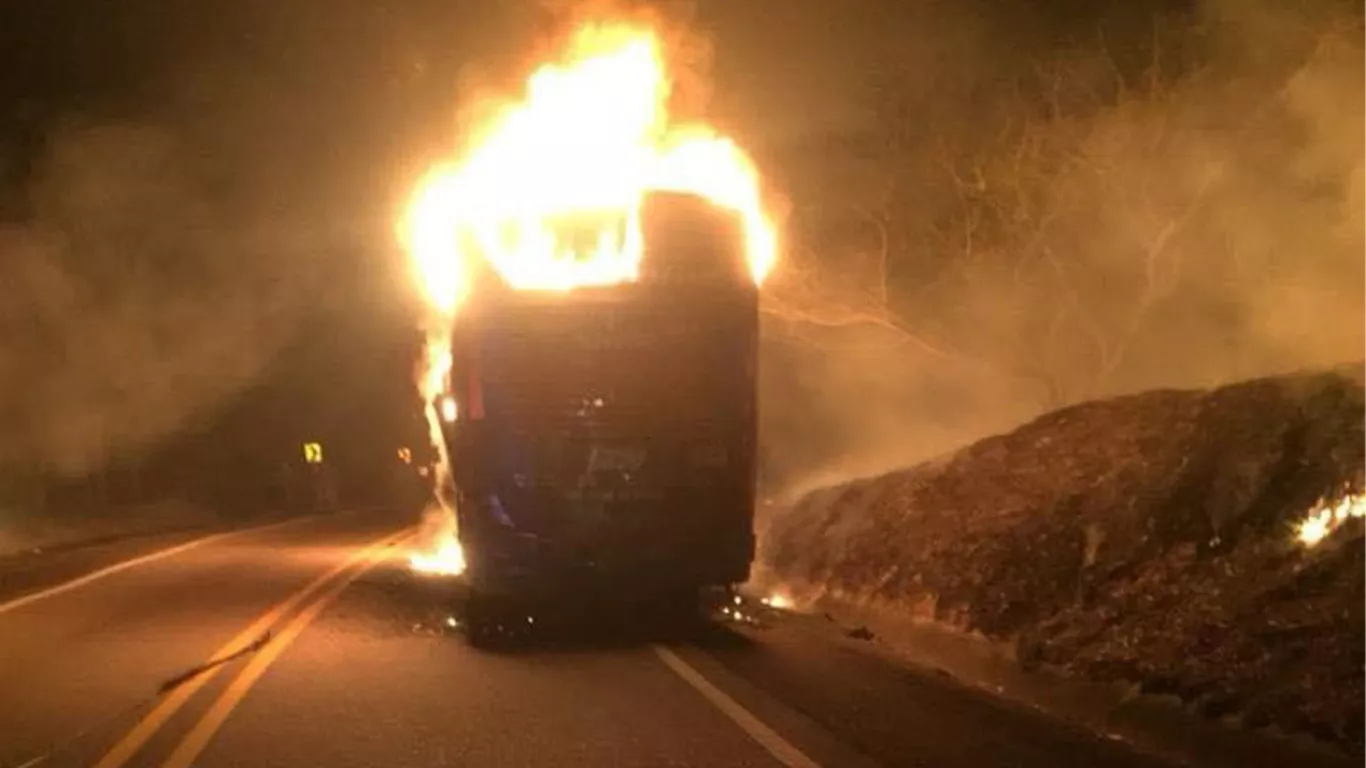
[0,508,1176,768]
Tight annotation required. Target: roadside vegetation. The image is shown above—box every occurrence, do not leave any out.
[761,366,1364,752]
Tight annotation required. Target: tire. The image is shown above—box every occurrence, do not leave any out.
[465,593,535,650]
[636,586,705,635]
[462,594,504,649]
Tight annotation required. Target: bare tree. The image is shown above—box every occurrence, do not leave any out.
[762,10,1362,417]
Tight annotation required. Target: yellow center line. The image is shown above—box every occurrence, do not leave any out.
[95,526,414,768]
[159,530,416,768]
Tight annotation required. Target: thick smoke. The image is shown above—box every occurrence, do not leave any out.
[0,120,314,478]
[755,0,1364,496]
[0,0,426,487]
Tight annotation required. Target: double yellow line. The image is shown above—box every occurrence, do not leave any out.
[96,526,415,768]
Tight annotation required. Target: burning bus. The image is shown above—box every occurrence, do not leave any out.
[442,193,758,630]
[400,21,778,636]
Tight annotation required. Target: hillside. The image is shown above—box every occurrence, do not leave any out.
[760,365,1365,751]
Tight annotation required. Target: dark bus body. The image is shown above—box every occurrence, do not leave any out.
[440,194,759,626]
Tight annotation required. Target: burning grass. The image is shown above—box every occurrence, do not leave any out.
[761,364,1365,751]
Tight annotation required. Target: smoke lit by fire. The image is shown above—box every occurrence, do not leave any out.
[400,19,777,575]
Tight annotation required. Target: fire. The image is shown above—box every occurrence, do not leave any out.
[407,332,463,577]
[402,21,777,311]
[761,592,794,611]
[1295,491,1365,547]
[419,332,452,434]
[400,20,775,577]
[409,504,466,576]
[411,536,467,576]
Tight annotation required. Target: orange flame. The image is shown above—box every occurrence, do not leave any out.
[410,534,467,576]
[402,21,776,312]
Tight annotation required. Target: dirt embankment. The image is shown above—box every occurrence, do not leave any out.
[761,365,1365,752]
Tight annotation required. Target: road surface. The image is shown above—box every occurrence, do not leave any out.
[0,508,1174,768]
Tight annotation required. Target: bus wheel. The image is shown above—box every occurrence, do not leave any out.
[463,595,504,649]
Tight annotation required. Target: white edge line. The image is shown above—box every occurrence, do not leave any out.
[0,515,321,617]
[652,644,822,768]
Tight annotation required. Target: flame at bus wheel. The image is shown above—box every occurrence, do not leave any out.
[411,503,466,576]
[400,19,778,576]
[405,323,464,577]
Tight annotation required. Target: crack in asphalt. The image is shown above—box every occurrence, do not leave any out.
[156,631,274,694]
[5,631,277,768]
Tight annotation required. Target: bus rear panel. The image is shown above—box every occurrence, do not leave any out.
[441,193,759,604]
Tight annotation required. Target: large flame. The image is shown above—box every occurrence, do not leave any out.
[401,21,775,576]
[403,21,777,311]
